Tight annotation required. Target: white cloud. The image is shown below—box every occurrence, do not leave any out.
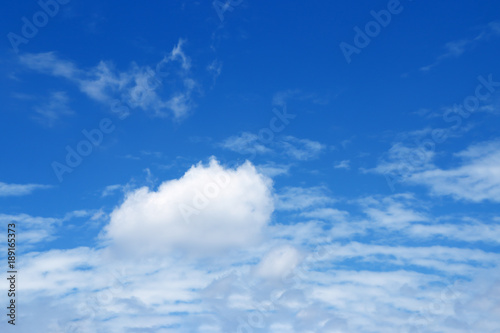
[9,161,500,332]
[253,245,302,280]
[256,162,292,177]
[207,59,223,82]
[220,132,272,155]
[407,140,500,202]
[101,184,123,197]
[18,52,77,78]
[169,38,191,70]
[300,207,349,222]
[321,242,499,274]
[19,39,198,119]
[10,216,500,332]
[281,136,326,160]
[275,186,334,211]
[102,158,274,256]
[408,221,500,244]
[0,213,60,245]
[334,159,350,170]
[371,138,500,202]
[0,182,51,196]
[370,141,435,178]
[421,21,500,71]
[197,241,500,333]
[0,211,96,247]
[20,247,98,295]
[221,133,326,161]
[360,194,429,229]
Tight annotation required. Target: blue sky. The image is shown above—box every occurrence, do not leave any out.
[1,0,500,332]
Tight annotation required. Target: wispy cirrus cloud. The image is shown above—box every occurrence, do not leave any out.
[421,21,500,71]
[334,159,350,170]
[220,132,273,155]
[371,138,500,203]
[407,139,500,202]
[0,210,97,247]
[100,184,124,198]
[281,135,327,160]
[0,182,51,197]
[274,185,334,211]
[359,193,429,229]
[0,213,60,245]
[221,132,326,160]
[408,218,500,244]
[18,39,199,119]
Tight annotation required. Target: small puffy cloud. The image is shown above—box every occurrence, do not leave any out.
[103,158,274,256]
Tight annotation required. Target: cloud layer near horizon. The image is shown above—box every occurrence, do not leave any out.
[4,155,500,333]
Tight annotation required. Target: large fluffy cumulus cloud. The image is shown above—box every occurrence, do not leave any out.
[103,158,274,255]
